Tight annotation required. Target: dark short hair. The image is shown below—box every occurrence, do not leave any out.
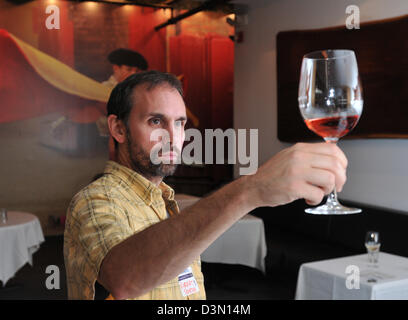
[107,70,184,146]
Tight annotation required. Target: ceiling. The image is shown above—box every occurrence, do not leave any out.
[6,0,248,29]
[91,0,248,30]
[93,0,243,14]
[7,0,247,13]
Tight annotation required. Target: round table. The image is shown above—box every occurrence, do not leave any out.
[0,211,44,286]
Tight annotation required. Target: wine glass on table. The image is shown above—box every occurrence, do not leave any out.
[298,49,363,215]
[365,231,380,267]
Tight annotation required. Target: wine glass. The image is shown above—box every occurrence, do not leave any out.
[365,231,380,267]
[0,208,7,224]
[298,49,363,215]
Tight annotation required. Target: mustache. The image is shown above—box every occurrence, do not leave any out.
[156,145,182,156]
[150,143,182,165]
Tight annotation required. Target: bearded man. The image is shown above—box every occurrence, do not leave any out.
[63,70,348,300]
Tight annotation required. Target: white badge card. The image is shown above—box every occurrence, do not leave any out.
[178,267,199,297]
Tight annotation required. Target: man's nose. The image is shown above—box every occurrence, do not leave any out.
[165,124,184,148]
[166,124,175,144]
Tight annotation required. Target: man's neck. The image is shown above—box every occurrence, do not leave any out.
[143,175,163,187]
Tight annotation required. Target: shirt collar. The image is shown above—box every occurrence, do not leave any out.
[107,75,118,87]
[103,160,175,206]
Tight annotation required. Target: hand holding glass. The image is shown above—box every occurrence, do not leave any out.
[298,49,363,215]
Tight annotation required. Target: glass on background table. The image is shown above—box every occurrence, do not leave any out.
[0,208,7,224]
[365,231,381,267]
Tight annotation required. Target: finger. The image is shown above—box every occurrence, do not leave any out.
[294,142,348,168]
[298,182,325,206]
[306,196,326,206]
[304,152,346,173]
[309,164,346,193]
[307,154,347,191]
[306,199,319,206]
[304,168,336,195]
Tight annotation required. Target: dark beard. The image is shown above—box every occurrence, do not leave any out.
[127,131,178,179]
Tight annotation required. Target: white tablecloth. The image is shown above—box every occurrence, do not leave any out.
[175,194,267,273]
[295,252,408,300]
[0,211,45,286]
[174,193,202,211]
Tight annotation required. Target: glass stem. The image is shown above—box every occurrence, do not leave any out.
[326,187,340,208]
[324,137,340,208]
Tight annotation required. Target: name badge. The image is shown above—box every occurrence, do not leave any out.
[178,267,199,297]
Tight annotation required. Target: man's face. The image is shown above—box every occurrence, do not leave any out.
[114,65,140,82]
[124,85,186,180]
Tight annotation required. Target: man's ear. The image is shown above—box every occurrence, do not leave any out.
[107,115,127,145]
[112,64,120,73]
[112,64,121,79]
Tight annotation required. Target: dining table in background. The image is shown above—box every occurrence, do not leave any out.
[0,211,44,287]
[296,252,408,300]
[175,194,268,274]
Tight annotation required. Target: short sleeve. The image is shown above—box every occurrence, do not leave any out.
[64,188,133,299]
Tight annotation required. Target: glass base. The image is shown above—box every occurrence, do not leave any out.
[305,203,362,215]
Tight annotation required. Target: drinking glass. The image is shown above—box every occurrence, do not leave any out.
[365,231,380,266]
[0,208,7,224]
[298,49,363,215]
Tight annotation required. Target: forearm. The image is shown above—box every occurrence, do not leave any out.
[99,174,257,299]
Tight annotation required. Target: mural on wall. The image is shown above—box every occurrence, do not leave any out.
[0,29,111,157]
[0,1,169,230]
[0,0,233,232]
[0,29,199,158]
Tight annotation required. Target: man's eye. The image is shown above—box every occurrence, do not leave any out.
[150,118,161,125]
[175,120,185,127]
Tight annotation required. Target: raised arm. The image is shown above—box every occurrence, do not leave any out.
[98,142,347,299]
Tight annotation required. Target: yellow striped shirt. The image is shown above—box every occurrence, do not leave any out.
[63,160,206,300]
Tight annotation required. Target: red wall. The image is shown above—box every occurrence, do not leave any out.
[170,34,234,131]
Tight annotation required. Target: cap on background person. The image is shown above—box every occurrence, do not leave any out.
[108,48,148,71]
[103,48,149,87]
